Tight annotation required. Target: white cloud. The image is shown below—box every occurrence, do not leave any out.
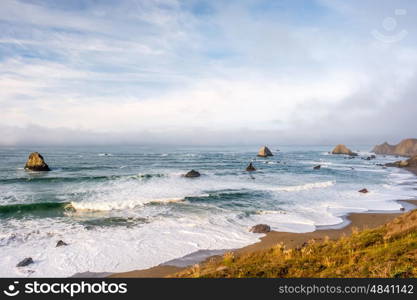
[1,0,417,145]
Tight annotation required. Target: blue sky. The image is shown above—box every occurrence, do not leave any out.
[1,0,417,145]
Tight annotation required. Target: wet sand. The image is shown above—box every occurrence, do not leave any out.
[110,199,417,278]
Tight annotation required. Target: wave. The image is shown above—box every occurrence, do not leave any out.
[0,176,111,184]
[80,216,148,228]
[269,181,335,192]
[0,195,183,214]
[185,190,264,203]
[0,202,73,214]
[0,173,166,185]
[70,197,184,211]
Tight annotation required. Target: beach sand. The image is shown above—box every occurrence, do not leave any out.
[110,199,417,278]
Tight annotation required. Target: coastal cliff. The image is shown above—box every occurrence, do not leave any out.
[372,138,417,157]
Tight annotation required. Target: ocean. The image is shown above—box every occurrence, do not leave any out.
[0,145,416,277]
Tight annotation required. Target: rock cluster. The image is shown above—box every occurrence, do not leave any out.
[386,155,417,168]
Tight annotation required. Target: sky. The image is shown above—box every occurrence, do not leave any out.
[1,0,417,146]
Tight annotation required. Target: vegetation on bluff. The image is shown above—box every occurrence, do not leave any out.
[175,210,417,278]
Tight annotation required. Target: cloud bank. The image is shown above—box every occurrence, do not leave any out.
[1,0,417,146]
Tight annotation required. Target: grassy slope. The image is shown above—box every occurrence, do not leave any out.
[174,210,417,278]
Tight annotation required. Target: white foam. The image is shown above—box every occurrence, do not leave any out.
[0,214,259,277]
[70,197,184,211]
[269,181,335,192]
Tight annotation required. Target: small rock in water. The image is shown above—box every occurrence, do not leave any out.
[400,207,405,211]
[184,170,201,178]
[17,257,34,267]
[24,152,50,171]
[358,188,369,193]
[313,165,321,170]
[56,240,68,247]
[250,224,271,233]
[246,162,256,172]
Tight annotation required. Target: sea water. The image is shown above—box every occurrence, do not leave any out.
[0,145,416,277]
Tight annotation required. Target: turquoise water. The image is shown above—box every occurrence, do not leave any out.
[0,145,416,277]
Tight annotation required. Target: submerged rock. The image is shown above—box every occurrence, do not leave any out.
[184,170,201,178]
[17,257,34,267]
[331,144,357,156]
[56,240,68,247]
[358,188,369,193]
[313,165,321,170]
[24,152,50,171]
[257,146,273,157]
[246,162,256,172]
[250,224,271,233]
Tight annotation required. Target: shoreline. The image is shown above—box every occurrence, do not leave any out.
[109,199,417,278]
[99,167,417,278]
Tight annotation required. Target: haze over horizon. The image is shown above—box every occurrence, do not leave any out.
[1,0,417,146]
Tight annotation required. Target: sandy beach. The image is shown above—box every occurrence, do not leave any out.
[110,198,417,278]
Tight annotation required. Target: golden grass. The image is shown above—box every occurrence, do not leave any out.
[173,210,417,278]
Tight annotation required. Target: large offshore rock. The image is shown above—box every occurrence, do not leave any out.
[331,144,357,156]
[24,152,50,171]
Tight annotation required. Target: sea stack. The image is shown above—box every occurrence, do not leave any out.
[372,138,417,157]
[246,162,256,172]
[257,146,273,157]
[24,152,50,171]
[331,144,358,156]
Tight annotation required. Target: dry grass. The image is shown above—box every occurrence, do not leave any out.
[173,210,417,278]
